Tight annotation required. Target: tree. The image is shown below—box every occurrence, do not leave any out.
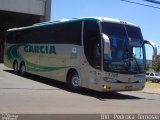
[146,64,150,71]
[152,58,160,72]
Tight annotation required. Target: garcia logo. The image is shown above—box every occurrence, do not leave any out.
[24,45,56,54]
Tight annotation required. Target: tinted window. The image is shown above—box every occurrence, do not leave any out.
[102,22,126,37]
[83,20,101,69]
[125,26,143,40]
[50,22,82,45]
[6,21,82,45]
[155,74,160,76]
[150,73,154,76]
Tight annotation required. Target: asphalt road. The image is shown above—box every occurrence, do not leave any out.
[0,64,160,114]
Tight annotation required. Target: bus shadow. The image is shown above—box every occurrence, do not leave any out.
[78,89,143,101]
[4,70,144,100]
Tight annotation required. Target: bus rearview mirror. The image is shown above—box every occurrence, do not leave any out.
[102,33,110,54]
[144,40,157,62]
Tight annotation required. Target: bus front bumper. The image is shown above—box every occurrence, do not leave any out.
[102,82,145,92]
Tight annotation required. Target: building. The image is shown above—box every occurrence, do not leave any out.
[0,0,51,62]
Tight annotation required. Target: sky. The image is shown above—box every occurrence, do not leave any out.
[51,0,160,60]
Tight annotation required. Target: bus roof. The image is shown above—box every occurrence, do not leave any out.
[7,17,139,32]
[89,17,138,27]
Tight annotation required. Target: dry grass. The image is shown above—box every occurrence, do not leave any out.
[145,81,160,89]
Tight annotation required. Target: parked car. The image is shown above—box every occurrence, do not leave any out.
[146,72,160,83]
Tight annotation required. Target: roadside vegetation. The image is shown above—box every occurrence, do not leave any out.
[145,81,160,89]
[152,58,160,72]
[146,58,160,72]
[145,58,160,89]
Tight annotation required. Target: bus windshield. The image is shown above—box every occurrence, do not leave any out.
[102,22,145,74]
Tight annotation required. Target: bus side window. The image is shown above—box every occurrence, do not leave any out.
[83,21,101,69]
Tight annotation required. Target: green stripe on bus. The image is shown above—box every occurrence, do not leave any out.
[7,44,68,72]
[26,61,68,72]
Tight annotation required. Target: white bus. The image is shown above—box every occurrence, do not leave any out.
[4,17,147,92]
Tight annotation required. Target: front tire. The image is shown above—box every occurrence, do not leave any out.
[67,71,80,91]
[20,62,26,76]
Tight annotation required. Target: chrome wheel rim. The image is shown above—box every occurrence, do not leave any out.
[71,76,79,87]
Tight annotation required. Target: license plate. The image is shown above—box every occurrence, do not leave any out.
[125,86,133,90]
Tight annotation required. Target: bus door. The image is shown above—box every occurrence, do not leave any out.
[82,20,102,89]
[88,42,102,89]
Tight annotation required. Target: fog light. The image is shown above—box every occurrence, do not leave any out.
[103,85,109,91]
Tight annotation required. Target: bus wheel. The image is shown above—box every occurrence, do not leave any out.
[20,62,26,76]
[13,61,18,74]
[67,71,80,91]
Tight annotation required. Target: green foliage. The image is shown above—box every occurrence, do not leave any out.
[146,64,150,71]
[152,59,160,72]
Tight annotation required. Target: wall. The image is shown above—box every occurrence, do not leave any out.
[0,0,51,62]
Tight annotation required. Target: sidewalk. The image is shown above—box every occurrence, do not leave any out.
[142,88,160,95]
